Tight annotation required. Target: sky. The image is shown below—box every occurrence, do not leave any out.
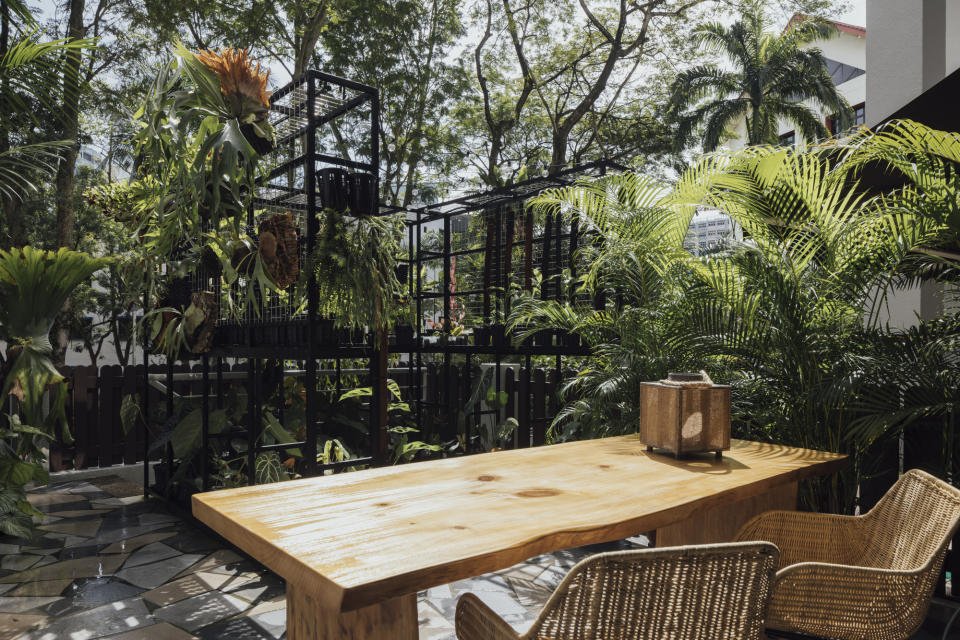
[836,0,866,27]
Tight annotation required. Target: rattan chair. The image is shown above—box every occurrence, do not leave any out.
[735,469,960,640]
[455,542,780,640]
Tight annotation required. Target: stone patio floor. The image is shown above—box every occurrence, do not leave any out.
[0,476,953,639]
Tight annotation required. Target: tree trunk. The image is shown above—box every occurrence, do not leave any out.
[52,0,85,365]
[0,2,24,249]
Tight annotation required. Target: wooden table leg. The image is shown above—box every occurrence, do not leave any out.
[655,481,798,547]
[286,584,418,640]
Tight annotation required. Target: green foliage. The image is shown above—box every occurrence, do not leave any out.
[669,3,850,150]
[0,247,104,537]
[315,209,406,331]
[512,121,960,513]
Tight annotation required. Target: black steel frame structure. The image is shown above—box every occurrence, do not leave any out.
[398,160,627,448]
[142,70,388,499]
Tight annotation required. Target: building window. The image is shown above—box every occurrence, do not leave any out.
[823,58,865,85]
[779,131,796,146]
[828,103,866,136]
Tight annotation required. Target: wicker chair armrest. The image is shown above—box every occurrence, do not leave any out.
[455,592,522,640]
[767,561,937,640]
[735,509,862,567]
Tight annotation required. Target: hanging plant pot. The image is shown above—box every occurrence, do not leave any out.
[349,172,375,215]
[200,246,223,277]
[258,212,300,289]
[164,277,192,309]
[240,118,276,155]
[491,324,506,348]
[317,168,350,211]
[395,324,414,346]
[185,291,219,354]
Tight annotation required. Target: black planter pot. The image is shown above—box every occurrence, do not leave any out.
[395,264,409,286]
[240,121,276,156]
[152,462,172,494]
[395,324,415,346]
[473,326,490,347]
[491,324,506,348]
[349,172,375,215]
[317,168,350,211]
[265,323,281,346]
[285,323,300,345]
[164,277,192,309]
[563,331,581,348]
[534,329,554,347]
[252,326,265,346]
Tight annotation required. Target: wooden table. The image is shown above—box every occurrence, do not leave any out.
[193,436,845,639]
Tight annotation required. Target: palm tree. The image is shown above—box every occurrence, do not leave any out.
[669,3,851,151]
[0,1,92,205]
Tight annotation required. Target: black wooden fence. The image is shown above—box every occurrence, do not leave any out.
[49,361,571,472]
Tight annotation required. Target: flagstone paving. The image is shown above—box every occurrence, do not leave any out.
[0,477,952,639]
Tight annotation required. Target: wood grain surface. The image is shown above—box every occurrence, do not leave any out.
[193,435,845,613]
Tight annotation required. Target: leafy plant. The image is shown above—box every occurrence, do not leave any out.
[0,247,107,536]
[669,4,850,150]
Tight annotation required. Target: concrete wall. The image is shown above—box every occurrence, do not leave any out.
[866,0,960,126]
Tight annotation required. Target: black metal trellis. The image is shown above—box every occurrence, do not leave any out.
[143,70,388,500]
[399,160,628,450]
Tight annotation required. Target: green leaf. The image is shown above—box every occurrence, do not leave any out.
[254,452,283,484]
[120,394,140,435]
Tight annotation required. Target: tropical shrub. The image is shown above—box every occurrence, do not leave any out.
[512,121,960,512]
[0,247,107,537]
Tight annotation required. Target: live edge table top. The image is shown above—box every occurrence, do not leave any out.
[192,436,845,613]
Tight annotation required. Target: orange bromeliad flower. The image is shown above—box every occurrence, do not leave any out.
[196,46,271,117]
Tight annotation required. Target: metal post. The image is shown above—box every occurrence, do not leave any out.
[201,355,210,491]
[305,72,319,476]
[142,295,150,498]
[247,359,257,485]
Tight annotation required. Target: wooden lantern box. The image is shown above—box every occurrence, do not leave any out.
[640,382,731,458]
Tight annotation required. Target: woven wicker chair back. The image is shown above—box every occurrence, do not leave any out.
[527,543,779,640]
[858,469,960,571]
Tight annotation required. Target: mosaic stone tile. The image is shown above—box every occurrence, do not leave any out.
[448,573,512,595]
[243,594,286,618]
[143,571,237,608]
[123,542,181,569]
[8,579,72,597]
[139,512,181,525]
[107,621,198,639]
[0,595,63,613]
[506,576,554,608]
[26,492,84,508]
[64,576,147,607]
[247,606,287,639]
[116,553,205,590]
[0,554,41,571]
[194,615,278,640]
[173,549,243,579]
[418,600,455,639]
[60,544,106,560]
[0,554,128,584]
[53,509,114,519]
[102,531,177,554]
[91,495,146,508]
[153,590,249,632]
[71,522,178,548]
[0,612,47,637]
[32,557,59,568]
[19,596,152,640]
[0,584,16,595]
[225,575,284,604]
[38,519,103,538]
[166,533,225,555]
